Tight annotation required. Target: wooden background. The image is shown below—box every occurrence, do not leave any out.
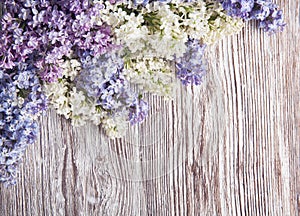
[0,1,299,215]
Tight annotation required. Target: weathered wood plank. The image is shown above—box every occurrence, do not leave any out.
[0,0,299,215]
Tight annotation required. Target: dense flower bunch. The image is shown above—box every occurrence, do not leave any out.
[220,0,285,33]
[0,0,284,185]
[0,64,47,185]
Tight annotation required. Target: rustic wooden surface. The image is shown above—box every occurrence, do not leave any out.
[0,1,299,215]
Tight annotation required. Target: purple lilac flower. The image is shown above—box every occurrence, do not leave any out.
[221,0,254,19]
[13,63,48,115]
[219,0,285,33]
[0,0,115,82]
[0,67,46,186]
[129,97,148,125]
[252,1,285,34]
[76,53,127,110]
[176,39,207,86]
[249,0,272,20]
[76,53,149,123]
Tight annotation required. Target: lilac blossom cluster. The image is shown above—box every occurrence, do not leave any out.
[0,63,47,186]
[76,53,148,124]
[176,39,207,86]
[128,97,149,125]
[220,0,285,33]
[0,0,114,82]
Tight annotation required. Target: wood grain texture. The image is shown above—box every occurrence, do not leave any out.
[0,0,299,215]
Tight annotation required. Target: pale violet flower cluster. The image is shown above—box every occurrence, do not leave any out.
[176,39,207,85]
[0,0,114,82]
[0,64,47,186]
[220,0,285,34]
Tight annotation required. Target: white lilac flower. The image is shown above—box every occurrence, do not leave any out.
[97,0,243,50]
[68,87,106,127]
[60,59,82,81]
[43,79,71,118]
[124,58,175,97]
[102,113,129,138]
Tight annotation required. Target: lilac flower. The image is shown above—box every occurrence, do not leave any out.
[13,63,48,115]
[249,0,272,20]
[221,0,254,19]
[219,0,286,33]
[176,39,207,86]
[259,9,285,34]
[39,64,63,83]
[0,0,115,82]
[251,1,286,33]
[129,97,148,125]
[0,66,46,186]
[75,53,149,122]
[76,53,132,111]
